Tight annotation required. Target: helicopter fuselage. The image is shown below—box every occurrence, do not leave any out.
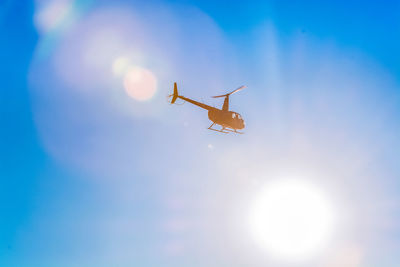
[208,110,245,130]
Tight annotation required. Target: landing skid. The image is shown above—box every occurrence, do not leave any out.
[207,123,244,134]
[225,128,244,134]
[208,128,229,134]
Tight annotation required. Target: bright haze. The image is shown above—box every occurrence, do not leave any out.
[1,1,400,266]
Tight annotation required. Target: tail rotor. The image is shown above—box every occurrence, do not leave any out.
[168,82,179,104]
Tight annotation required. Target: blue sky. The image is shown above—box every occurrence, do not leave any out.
[1,0,400,266]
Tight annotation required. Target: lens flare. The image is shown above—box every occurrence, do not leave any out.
[123,67,157,101]
[249,179,334,261]
[34,0,73,34]
[112,56,130,76]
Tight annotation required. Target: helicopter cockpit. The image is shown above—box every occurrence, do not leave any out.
[231,112,243,120]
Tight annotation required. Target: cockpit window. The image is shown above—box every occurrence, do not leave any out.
[231,113,242,119]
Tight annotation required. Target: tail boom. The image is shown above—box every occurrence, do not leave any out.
[170,82,218,111]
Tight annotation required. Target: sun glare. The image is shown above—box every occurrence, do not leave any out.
[123,66,157,101]
[249,179,334,261]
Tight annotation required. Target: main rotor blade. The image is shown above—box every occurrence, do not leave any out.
[212,85,246,98]
[229,85,246,95]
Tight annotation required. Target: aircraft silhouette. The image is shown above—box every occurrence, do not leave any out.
[169,83,246,134]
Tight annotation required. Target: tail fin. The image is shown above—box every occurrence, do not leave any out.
[171,82,178,104]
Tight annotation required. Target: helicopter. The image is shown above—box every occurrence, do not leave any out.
[169,82,246,134]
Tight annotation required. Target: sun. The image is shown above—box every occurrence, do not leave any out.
[249,179,334,261]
